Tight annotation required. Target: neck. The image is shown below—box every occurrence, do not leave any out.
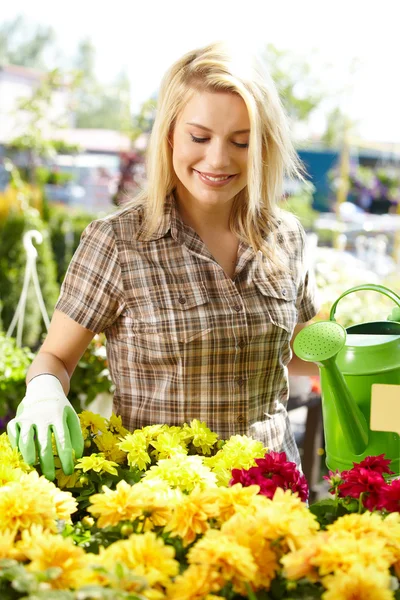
[174,188,233,234]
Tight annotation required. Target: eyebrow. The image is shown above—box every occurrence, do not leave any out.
[186,122,250,135]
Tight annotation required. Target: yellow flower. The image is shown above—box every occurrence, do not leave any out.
[281,535,323,583]
[0,471,76,534]
[0,464,24,487]
[0,433,32,472]
[221,512,279,591]
[250,489,319,553]
[97,531,179,592]
[16,526,91,590]
[204,435,266,486]
[215,483,260,524]
[79,411,108,434]
[188,529,257,595]
[150,430,188,460]
[327,511,400,566]
[75,453,119,476]
[118,431,151,471]
[142,455,217,492]
[88,480,172,529]
[314,531,391,576]
[107,413,129,436]
[166,564,221,600]
[322,564,393,600]
[164,487,221,546]
[182,420,219,455]
[0,529,16,559]
[94,431,127,464]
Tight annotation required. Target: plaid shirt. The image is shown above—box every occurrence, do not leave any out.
[55,196,319,464]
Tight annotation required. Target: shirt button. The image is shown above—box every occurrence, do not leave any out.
[237,414,245,424]
[281,289,287,296]
[233,304,242,312]
[238,339,246,349]
[178,296,187,305]
[236,377,245,387]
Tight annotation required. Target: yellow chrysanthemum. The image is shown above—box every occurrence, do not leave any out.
[79,411,108,434]
[313,531,391,575]
[141,455,217,492]
[88,480,172,529]
[281,535,324,583]
[107,413,129,436]
[188,529,257,595]
[166,564,222,600]
[322,564,393,600]
[215,483,260,524]
[0,529,16,559]
[250,489,319,553]
[97,531,179,593]
[94,431,127,464]
[118,431,152,471]
[75,453,119,476]
[0,463,25,487]
[182,420,219,455]
[221,512,279,590]
[327,511,400,566]
[164,487,221,546]
[0,433,32,472]
[150,431,188,460]
[204,435,266,486]
[16,526,91,590]
[0,471,76,533]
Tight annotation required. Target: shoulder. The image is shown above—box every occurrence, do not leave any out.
[82,204,146,243]
[276,208,307,251]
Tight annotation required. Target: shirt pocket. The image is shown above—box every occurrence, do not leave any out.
[127,281,211,344]
[253,275,298,335]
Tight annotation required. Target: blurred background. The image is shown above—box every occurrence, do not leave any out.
[1,0,400,495]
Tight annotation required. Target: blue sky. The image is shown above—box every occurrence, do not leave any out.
[2,0,400,144]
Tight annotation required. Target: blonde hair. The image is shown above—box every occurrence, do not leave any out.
[130,41,303,268]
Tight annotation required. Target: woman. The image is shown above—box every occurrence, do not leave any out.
[8,42,320,480]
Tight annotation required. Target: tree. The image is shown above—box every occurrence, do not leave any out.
[260,44,323,124]
[0,16,56,70]
[8,69,81,179]
[72,39,132,131]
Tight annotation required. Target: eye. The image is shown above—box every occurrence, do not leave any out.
[190,134,208,143]
[233,142,249,149]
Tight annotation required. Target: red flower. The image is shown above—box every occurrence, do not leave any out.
[230,451,308,502]
[356,454,394,476]
[338,467,384,510]
[376,479,400,513]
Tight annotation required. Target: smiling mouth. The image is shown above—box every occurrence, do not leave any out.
[194,170,236,182]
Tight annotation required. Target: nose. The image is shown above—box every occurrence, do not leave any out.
[205,139,230,171]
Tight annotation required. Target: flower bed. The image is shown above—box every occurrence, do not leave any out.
[0,412,399,599]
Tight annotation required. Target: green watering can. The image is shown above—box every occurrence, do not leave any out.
[293,284,400,474]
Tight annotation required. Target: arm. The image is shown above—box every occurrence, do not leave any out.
[27,310,96,393]
[288,322,320,377]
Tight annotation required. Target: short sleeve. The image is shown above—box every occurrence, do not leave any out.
[55,219,126,333]
[295,223,321,323]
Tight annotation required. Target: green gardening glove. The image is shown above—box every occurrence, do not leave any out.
[7,374,84,481]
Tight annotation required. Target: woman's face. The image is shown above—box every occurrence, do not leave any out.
[171,90,250,212]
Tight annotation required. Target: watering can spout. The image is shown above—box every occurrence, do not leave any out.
[293,321,369,455]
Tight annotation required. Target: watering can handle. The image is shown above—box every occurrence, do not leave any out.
[329,284,400,322]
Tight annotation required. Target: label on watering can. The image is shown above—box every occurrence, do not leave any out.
[370,384,400,436]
